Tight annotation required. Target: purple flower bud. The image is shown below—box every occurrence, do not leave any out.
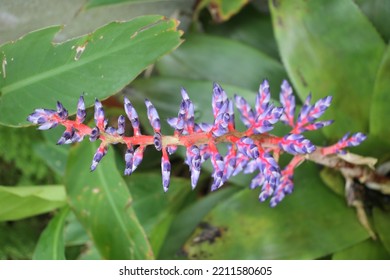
[167,117,178,128]
[211,112,230,137]
[301,120,334,132]
[227,100,235,129]
[89,127,100,142]
[76,96,86,123]
[224,157,236,180]
[311,96,332,120]
[211,170,224,191]
[185,145,202,189]
[94,99,105,129]
[132,146,145,172]
[255,79,270,116]
[222,146,237,180]
[236,137,259,159]
[279,134,316,155]
[117,115,125,136]
[161,156,171,192]
[105,126,116,135]
[212,83,228,118]
[167,145,177,155]
[124,97,141,135]
[124,147,134,176]
[56,101,68,120]
[270,173,294,207]
[71,131,84,143]
[27,109,59,130]
[294,94,333,133]
[347,132,367,147]
[90,144,108,171]
[232,153,250,176]
[210,151,225,191]
[279,80,296,127]
[145,99,161,132]
[154,132,162,151]
[198,122,213,132]
[269,192,285,208]
[250,173,265,189]
[259,182,274,202]
[37,121,59,130]
[57,128,75,145]
[234,94,255,128]
[297,94,312,124]
[191,168,200,189]
[181,87,190,101]
[243,160,257,174]
[326,132,367,154]
[252,105,283,134]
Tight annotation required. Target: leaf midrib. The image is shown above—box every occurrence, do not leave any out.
[94,145,137,258]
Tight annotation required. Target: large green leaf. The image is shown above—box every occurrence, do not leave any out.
[65,140,153,259]
[355,0,390,42]
[85,0,140,9]
[0,15,182,127]
[182,162,369,259]
[205,5,280,60]
[124,173,194,256]
[270,0,386,139]
[155,33,287,99]
[373,208,390,254]
[0,218,43,260]
[332,239,390,260]
[158,187,239,259]
[1,0,193,45]
[33,206,70,260]
[33,142,68,177]
[0,185,66,221]
[370,46,390,145]
[195,0,249,22]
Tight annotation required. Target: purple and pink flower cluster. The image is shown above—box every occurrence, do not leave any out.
[27,80,366,206]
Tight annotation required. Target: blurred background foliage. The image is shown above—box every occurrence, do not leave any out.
[0,0,390,259]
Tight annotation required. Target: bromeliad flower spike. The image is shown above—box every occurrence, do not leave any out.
[28,80,371,207]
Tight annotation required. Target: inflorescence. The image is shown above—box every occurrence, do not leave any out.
[27,80,366,206]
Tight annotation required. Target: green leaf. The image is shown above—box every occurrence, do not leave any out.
[0,185,66,221]
[84,0,192,10]
[0,15,182,127]
[156,33,287,99]
[319,167,345,197]
[85,0,139,9]
[332,239,390,260]
[65,140,153,260]
[183,162,369,259]
[158,187,240,259]
[370,45,390,145]
[355,0,390,42]
[124,173,193,256]
[64,212,90,247]
[205,5,280,60]
[33,141,68,177]
[270,0,386,139]
[33,206,70,260]
[195,0,249,22]
[373,208,390,254]
[0,217,43,260]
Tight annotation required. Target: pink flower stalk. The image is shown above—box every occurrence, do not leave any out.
[27,80,367,206]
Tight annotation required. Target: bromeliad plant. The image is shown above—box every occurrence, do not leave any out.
[27,80,367,206]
